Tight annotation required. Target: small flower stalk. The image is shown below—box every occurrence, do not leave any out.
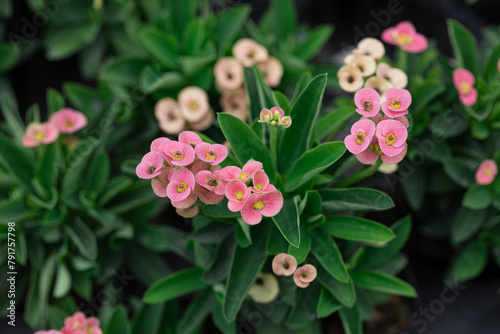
[258,107,291,128]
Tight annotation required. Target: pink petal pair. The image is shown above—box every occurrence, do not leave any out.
[355,137,407,165]
[354,88,380,117]
[220,161,263,183]
[453,69,478,106]
[195,142,228,165]
[272,253,297,276]
[375,120,408,157]
[49,108,87,134]
[293,264,317,288]
[166,168,195,201]
[344,119,376,154]
[249,170,276,193]
[241,191,283,225]
[136,152,165,179]
[381,21,428,53]
[195,167,227,195]
[381,88,411,118]
[225,180,250,212]
[159,140,195,166]
[21,122,59,147]
[475,159,498,185]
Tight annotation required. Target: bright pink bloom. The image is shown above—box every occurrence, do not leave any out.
[64,312,86,330]
[179,131,202,147]
[151,167,175,197]
[475,159,498,185]
[384,115,410,128]
[381,88,411,118]
[49,108,87,134]
[240,191,283,225]
[270,107,285,119]
[196,183,225,205]
[195,169,227,195]
[249,170,276,193]
[381,21,428,53]
[293,264,317,288]
[225,180,250,212]
[136,152,164,179]
[195,142,228,165]
[344,119,376,154]
[272,253,297,276]
[21,122,59,147]
[355,137,407,165]
[159,141,195,166]
[85,317,102,334]
[453,69,478,106]
[166,168,195,201]
[354,88,380,117]
[220,161,263,183]
[150,137,170,152]
[376,120,408,157]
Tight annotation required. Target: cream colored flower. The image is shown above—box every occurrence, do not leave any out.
[154,97,185,135]
[178,86,210,123]
[220,90,248,121]
[232,38,269,67]
[364,76,393,100]
[376,62,408,89]
[247,273,279,304]
[279,116,292,128]
[214,57,244,92]
[353,38,386,60]
[344,54,376,77]
[378,162,399,174]
[258,56,284,87]
[337,65,364,92]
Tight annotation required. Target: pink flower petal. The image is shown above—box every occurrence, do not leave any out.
[272,253,297,276]
[179,130,202,147]
[381,144,407,164]
[170,168,195,189]
[345,134,370,154]
[355,147,379,165]
[196,184,224,204]
[395,21,417,37]
[225,180,249,202]
[475,159,498,185]
[459,89,478,106]
[401,33,428,53]
[378,137,405,157]
[219,166,242,181]
[171,190,197,208]
[241,193,263,225]
[195,142,228,165]
[381,27,397,44]
[228,199,245,212]
[242,161,263,178]
[354,88,380,117]
[258,191,284,217]
[251,170,270,191]
[195,170,216,191]
[151,137,170,152]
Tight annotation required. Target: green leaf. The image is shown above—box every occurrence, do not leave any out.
[429,107,468,138]
[46,88,65,114]
[45,22,100,60]
[139,28,178,68]
[213,299,236,334]
[279,74,327,175]
[272,196,300,247]
[140,67,185,93]
[285,142,345,192]
[97,176,133,206]
[316,265,356,308]
[65,219,98,260]
[288,231,311,264]
[0,79,24,142]
[62,82,102,118]
[39,254,57,320]
[442,157,474,188]
[47,306,68,330]
[483,43,500,79]
[359,215,412,267]
[183,20,205,56]
[218,113,276,180]
[339,305,362,334]
[451,207,487,244]
[0,199,27,221]
[53,262,71,299]
[294,25,333,61]
[448,239,488,283]
[447,19,478,74]
[0,134,35,193]
[269,0,297,49]
[322,216,395,244]
[401,167,427,211]
[0,42,18,73]
[316,106,354,140]
[176,288,214,334]
[351,270,416,297]
[317,288,343,318]
[106,305,132,334]
[203,198,241,219]
[61,137,99,195]
[411,82,446,113]
[309,229,349,283]
[223,224,269,322]
[215,5,251,54]
[101,57,149,87]
[203,235,237,284]
[132,303,165,334]
[143,268,205,304]
[243,67,278,123]
[86,149,110,194]
[266,224,290,255]
[462,184,492,210]
[36,142,60,190]
[321,188,394,212]
[285,282,320,329]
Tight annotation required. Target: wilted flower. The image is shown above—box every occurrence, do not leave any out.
[154,98,185,135]
[258,56,284,87]
[178,86,210,123]
[232,38,269,67]
[338,65,364,92]
[247,273,279,304]
[376,63,408,89]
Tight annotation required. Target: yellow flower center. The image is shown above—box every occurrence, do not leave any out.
[206,151,217,160]
[460,81,471,94]
[177,182,188,193]
[33,132,46,142]
[255,184,263,190]
[173,150,184,160]
[238,173,248,180]
[386,133,397,146]
[236,191,244,201]
[372,144,384,155]
[189,100,199,110]
[73,321,81,328]
[395,33,413,45]
[484,168,491,176]
[252,201,264,210]
[363,101,372,111]
[356,132,366,145]
[64,119,74,128]
[390,99,401,109]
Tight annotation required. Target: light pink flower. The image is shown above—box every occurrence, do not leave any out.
[179,131,202,147]
[188,109,214,131]
[337,65,364,92]
[344,119,376,154]
[381,88,412,118]
[354,88,380,117]
[225,180,250,212]
[221,91,248,121]
[136,152,165,179]
[258,56,284,87]
[355,137,407,165]
[344,54,376,77]
[159,141,195,166]
[272,253,297,277]
[151,167,175,197]
[150,137,170,152]
[383,114,409,128]
[64,312,86,330]
[195,142,228,165]
[214,57,244,91]
[155,97,185,135]
[381,21,428,53]
[232,38,269,67]
[176,206,199,218]
[475,159,498,185]
[34,331,64,334]
[60,328,82,334]
[220,161,263,183]
[195,169,227,195]
[376,120,408,157]
[196,183,225,205]
[21,122,59,147]
[353,38,385,60]
[167,168,195,201]
[178,86,210,123]
[85,317,102,334]
[49,108,87,134]
[240,191,283,225]
[293,264,317,288]
[376,63,408,89]
[249,170,276,193]
[453,69,478,107]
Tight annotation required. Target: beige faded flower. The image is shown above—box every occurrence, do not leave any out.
[154,97,185,135]
[214,57,244,92]
[337,65,364,92]
[188,108,214,131]
[279,116,292,128]
[247,273,279,304]
[378,162,399,174]
[364,76,393,100]
[258,56,284,87]
[220,90,248,121]
[232,38,269,67]
[353,38,386,61]
[376,62,408,89]
[178,86,210,123]
[344,54,376,77]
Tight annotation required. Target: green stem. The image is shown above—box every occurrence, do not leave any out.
[396,47,408,72]
[336,159,382,188]
[269,125,278,164]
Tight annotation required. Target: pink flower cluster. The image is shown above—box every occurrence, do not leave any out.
[272,253,317,288]
[453,69,478,107]
[214,38,284,121]
[154,86,213,135]
[35,312,101,334]
[475,159,498,185]
[381,21,428,53]
[344,88,411,165]
[136,131,283,224]
[22,108,87,148]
